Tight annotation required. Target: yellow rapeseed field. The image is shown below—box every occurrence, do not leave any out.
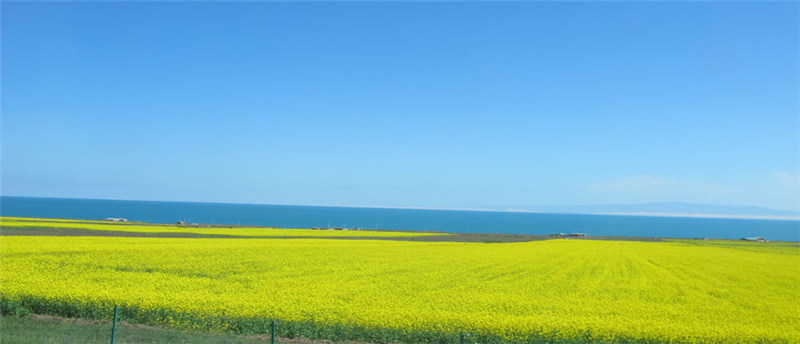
[0,218,445,238]
[1,216,149,225]
[1,219,798,343]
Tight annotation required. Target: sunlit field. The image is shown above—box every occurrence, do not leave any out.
[0,217,445,238]
[1,218,798,343]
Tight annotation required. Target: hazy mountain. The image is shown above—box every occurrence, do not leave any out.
[522,202,799,218]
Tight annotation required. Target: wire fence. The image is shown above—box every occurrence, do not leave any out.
[106,305,473,344]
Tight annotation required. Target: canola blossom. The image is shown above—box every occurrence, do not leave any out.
[0,217,445,238]
[1,219,798,343]
[1,216,151,225]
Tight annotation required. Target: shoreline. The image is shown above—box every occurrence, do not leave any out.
[3,216,798,243]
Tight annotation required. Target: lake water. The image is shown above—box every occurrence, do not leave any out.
[1,196,798,241]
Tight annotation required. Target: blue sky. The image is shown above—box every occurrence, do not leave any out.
[2,2,798,211]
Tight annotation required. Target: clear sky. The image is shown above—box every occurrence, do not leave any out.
[2,1,798,211]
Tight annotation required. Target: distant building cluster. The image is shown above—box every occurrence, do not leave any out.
[740,237,767,242]
[176,221,207,227]
[311,227,362,231]
[103,218,128,222]
[549,233,587,237]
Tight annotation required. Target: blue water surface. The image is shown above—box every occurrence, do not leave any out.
[1,196,797,241]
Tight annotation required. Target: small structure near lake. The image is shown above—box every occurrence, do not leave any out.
[311,227,361,231]
[176,221,205,227]
[740,237,766,242]
[104,217,128,222]
[549,233,587,238]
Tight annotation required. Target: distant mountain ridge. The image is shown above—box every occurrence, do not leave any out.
[522,202,799,218]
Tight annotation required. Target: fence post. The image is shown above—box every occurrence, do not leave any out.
[460,333,465,344]
[271,319,276,344]
[110,305,119,344]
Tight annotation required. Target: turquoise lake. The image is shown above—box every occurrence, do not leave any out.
[1,196,797,241]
